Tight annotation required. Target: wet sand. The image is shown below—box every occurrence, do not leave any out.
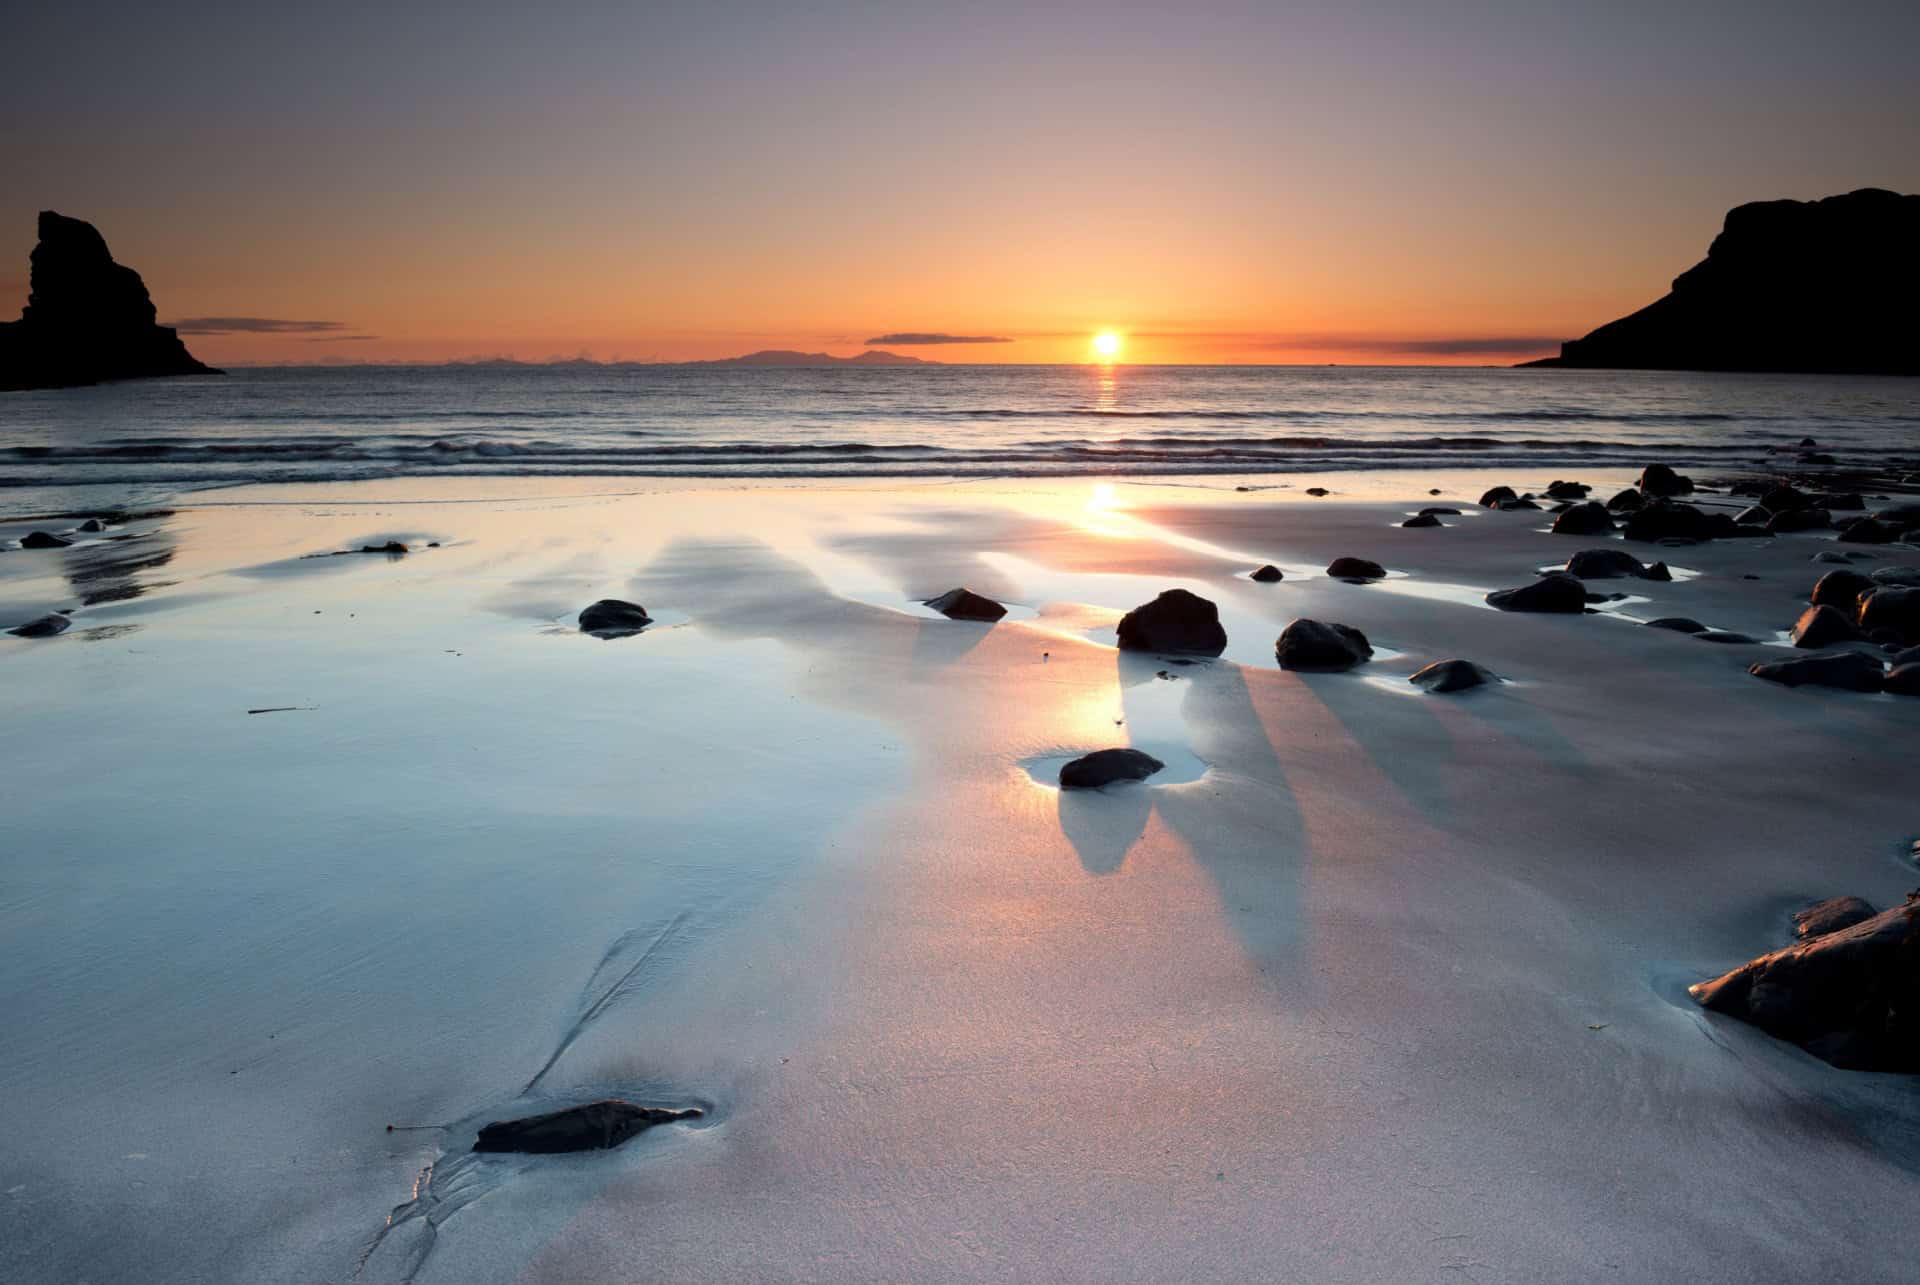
[3,473,1918,1283]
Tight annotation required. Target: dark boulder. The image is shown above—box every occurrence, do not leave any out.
[1760,484,1812,513]
[1623,502,1716,543]
[1766,507,1831,534]
[1499,498,1543,511]
[1637,464,1694,497]
[1249,564,1283,582]
[1545,480,1591,499]
[1408,659,1497,692]
[1790,606,1863,648]
[20,531,71,549]
[1810,569,1874,611]
[1642,560,1673,581]
[1872,567,1920,587]
[1478,486,1517,508]
[1059,747,1166,789]
[1486,573,1586,613]
[1326,557,1386,580]
[0,211,219,391]
[472,1101,701,1154]
[1645,617,1707,633]
[1690,897,1920,1071]
[1817,493,1866,512]
[1874,503,1920,527]
[1116,589,1227,656]
[1886,664,1920,695]
[1837,517,1899,544]
[1605,488,1645,512]
[924,587,1007,621]
[1400,513,1442,528]
[1857,587,1920,643]
[1550,501,1614,535]
[7,612,71,638]
[1563,548,1647,579]
[1794,897,1878,941]
[1748,651,1884,692]
[1274,619,1373,671]
[578,599,653,636]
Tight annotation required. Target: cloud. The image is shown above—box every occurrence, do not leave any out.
[164,317,355,336]
[864,332,1012,345]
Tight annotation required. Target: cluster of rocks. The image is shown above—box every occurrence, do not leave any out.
[1722,483,1918,543]
[1748,565,1920,693]
[1692,892,1920,1071]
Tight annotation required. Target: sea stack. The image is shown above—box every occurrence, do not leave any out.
[0,211,218,391]
[1521,188,1920,375]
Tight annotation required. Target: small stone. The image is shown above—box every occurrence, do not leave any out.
[1249,564,1283,582]
[7,612,71,638]
[578,599,653,635]
[1275,619,1373,671]
[1059,747,1165,790]
[1486,573,1586,613]
[924,587,1007,621]
[1419,506,1462,516]
[1408,659,1497,692]
[1645,617,1708,633]
[1304,487,1329,497]
[20,531,71,549]
[1326,557,1386,580]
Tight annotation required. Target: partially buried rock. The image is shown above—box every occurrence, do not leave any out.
[1116,588,1227,656]
[1885,664,1920,695]
[1478,486,1517,508]
[1326,556,1386,580]
[1605,488,1645,512]
[1765,507,1830,534]
[1485,573,1586,613]
[578,599,653,636]
[78,518,105,532]
[1749,651,1884,692]
[20,531,71,549]
[473,1100,701,1154]
[1643,560,1673,582]
[924,587,1007,621]
[1638,463,1694,497]
[1690,897,1920,1071]
[1419,506,1461,516]
[1645,617,1707,633]
[1249,564,1283,582]
[1274,619,1372,671]
[1793,896,1878,940]
[1059,747,1165,790]
[359,541,409,554]
[1810,569,1873,610]
[1400,513,1441,528]
[1837,517,1899,544]
[1563,548,1647,579]
[1623,502,1717,543]
[1545,480,1590,499]
[1857,587,1920,643]
[1304,487,1329,497]
[1550,502,1613,535]
[1790,604,1864,649]
[1408,659,1496,692]
[7,612,70,638]
[1695,630,1757,644]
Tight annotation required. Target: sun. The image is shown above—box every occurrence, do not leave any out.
[1091,330,1122,361]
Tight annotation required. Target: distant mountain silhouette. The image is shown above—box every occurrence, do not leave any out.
[695,349,934,367]
[1522,188,1918,375]
[0,211,218,390]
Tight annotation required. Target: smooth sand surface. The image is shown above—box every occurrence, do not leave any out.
[3,473,1919,1283]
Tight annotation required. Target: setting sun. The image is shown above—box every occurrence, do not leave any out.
[1091,330,1123,361]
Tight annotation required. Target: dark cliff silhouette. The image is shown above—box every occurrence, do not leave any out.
[0,211,218,391]
[1522,188,1919,375]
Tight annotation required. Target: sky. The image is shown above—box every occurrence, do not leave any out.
[3,1,1917,366]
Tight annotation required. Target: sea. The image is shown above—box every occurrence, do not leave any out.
[4,363,1917,514]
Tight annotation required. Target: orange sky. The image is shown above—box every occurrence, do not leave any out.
[5,3,1916,366]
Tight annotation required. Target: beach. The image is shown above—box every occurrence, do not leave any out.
[4,471,1918,1282]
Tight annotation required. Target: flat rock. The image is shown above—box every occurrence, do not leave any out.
[1794,896,1878,940]
[20,531,71,549]
[1059,747,1166,789]
[1408,659,1497,692]
[924,587,1007,621]
[1550,501,1614,535]
[1644,617,1707,633]
[1749,651,1884,692]
[1486,573,1586,613]
[1790,604,1864,648]
[1400,513,1442,528]
[358,541,409,554]
[1275,619,1373,671]
[1691,898,1920,1071]
[472,1101,702,1154]
[1116,589,1227,656]
[578,599,653,635]
[1249,564,1283,582]
[1304,487,1329,497]
[1326,556,1386,580]
[1419,506,1461,516]
[7,612,71,638]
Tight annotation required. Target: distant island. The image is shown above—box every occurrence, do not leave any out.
[691,349,934,367]
[0,211,218,391]
[1522,187,1917,375]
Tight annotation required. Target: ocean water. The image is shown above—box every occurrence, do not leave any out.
[3,363,1917,513]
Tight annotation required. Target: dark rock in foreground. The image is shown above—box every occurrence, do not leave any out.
[1749,651,1884,692]
[578,599,653,635]
[20,531,72,549]
[1810,569,1874,611]
[1486,573,1586,613]
[472,1100,701,1154]
[1275,619,1372,671]
[1644,617,1707,633]
[1605,488,1645,512]
[1790,605,1864,649]
[0,211,219,391]
[1550,502,1614,536]
[1520,188,1920,376]
[924,587,1007,621]
[1116,589,1227,656]
[1563,548,1648,579]
[1249,564,1283,582]
[1326,557,1385,580]
[1691,896,1920,1071]
[1059,747,1166,789]
[1637,464,1695,497]
[1857,587,1920,644]
[1408,659,1497,692]
[7,612,71,638]
[1794,896,1878,941]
